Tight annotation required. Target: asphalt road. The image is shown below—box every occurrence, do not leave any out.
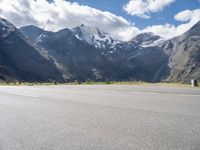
[0,85,200,150]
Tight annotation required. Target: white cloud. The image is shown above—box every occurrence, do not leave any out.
[0,0,199,41]
[0,0,139,41]
[143,24,176,39]
[174,9,200,22]
[142,9,200,39]
[123,0,175,19]
[174,9,200,36]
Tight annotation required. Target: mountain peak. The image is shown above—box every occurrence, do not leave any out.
[0,17,11,26]
[130,32,162,47]
[72,24,99,34]
[19,25,46,42]
[131,32,160,41]
[184,20,200,37]
[20,25,44,32]
[80,24,85,27]
[71,24,117,49]
[193,20,200,27]
[0,17,16,38]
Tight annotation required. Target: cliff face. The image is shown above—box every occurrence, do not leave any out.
[0,18,64,82]
[161,21,200,83]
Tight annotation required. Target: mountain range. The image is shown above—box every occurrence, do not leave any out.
[0,17,200,83]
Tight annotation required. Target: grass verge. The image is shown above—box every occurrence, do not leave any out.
[0,81,198,87]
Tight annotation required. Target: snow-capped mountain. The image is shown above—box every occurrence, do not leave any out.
[71,25,164,52]
[18,19,200,83]
[71,24,121,50]
[130,32,163,47]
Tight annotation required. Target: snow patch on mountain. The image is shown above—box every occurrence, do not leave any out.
[139,38,164,47]
[36,33,49,43]
[71,24,121,50]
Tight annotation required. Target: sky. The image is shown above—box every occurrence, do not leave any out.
[0,0,200,41]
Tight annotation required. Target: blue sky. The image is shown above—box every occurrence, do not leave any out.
[68,0,200,29]
[0,0,200,41]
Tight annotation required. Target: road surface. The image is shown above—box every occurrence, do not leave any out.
[0,85,200,150]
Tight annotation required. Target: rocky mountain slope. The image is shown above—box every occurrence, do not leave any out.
[5,19,200,83]
[21,25,124,81]
[161,21,200,82]
[20,25,170,82]
[0,18,64,82]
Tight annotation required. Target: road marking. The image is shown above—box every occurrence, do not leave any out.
[7,92,38,98]
[130,91,200,97]
[178,94,200,97]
